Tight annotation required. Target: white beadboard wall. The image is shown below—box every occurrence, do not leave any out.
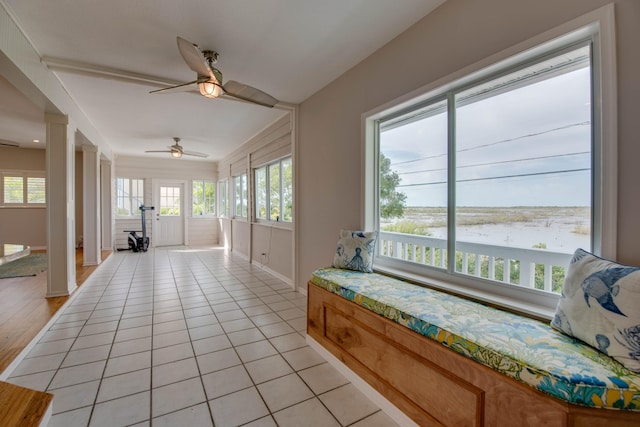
[114,155,218,249]
[217,113,294,285]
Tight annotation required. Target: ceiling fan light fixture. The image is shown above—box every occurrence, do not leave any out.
[198,80,222,98]
[171,149,182,158]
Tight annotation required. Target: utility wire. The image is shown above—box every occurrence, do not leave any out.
[389,121,591,167]
[397,151,590,176]
[396,167,590,188]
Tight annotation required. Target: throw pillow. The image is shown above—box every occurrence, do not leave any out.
[332,230,378,273]
[551,248,640,372]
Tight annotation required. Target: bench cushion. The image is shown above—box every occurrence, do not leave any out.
[310,267,640,411]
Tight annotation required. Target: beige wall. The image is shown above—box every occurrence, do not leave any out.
[296,0,640,290]
[0,147,46,248]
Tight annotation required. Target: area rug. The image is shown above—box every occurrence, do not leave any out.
[0,253,47,279]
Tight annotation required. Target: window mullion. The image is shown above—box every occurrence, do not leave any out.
[279,161,284,220]
[22,174,28,204]
[446,93,456,275]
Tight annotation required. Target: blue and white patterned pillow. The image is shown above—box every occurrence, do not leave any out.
[332,230,378,273]
[551,248,640,372]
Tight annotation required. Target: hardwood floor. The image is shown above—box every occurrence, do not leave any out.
[0,250,111,373]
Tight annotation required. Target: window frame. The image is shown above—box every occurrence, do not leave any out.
[192,179,216,217]
[233,173,248,219]
[0,170,46,207]
[217,179,229,218]
[115,177,144,218]
[253,156,293,226]
[363,8,617,317]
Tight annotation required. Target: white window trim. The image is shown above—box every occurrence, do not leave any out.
[115,177,144,218]
[191,179,216,218]
[253,156,293,228]
[0,170,46,208]
[217,179,229,218]
[232,173,248,220]
[362,5,617,319]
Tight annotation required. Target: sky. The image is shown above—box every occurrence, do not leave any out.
[380,64,592,208]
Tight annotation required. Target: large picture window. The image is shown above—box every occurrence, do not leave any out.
[254,157,292,222]
[116,178,144,216]
[192,180,215,216]
[369,23,613,311]
[0,172,46,207]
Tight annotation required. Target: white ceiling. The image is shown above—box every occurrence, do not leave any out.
[0,0,444,161]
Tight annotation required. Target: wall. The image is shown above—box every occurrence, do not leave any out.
[114,155,218,250]
[217,113,295,284]
[296,0,640,291]
[0,147,46,248]
[252,223,293,282]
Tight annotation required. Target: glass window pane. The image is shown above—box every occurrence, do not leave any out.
[454,46,591,290]
[204,181,215,215]
[234,176,243,216]
[160,186,180,216]
[241,174,247,217]
[255,167,267,219]
[218,180,228,217]
[132,179,143,215]
[115,177,144,216]
[4,176,24,203]
[27,177,46,203]
[269,163,281,221]
[379,99,448,268]
[282,158,292,221]
[193,180,204,215]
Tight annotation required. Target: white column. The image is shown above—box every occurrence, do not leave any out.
[100,159,113,250]
[46,113,77,297]
[82,145,101,266]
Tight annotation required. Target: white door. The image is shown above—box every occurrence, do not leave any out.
[154,182,184,246]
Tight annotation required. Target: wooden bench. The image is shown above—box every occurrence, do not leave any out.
[307,267,640,427]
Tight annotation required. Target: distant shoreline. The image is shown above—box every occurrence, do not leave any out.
[382,206,591,252]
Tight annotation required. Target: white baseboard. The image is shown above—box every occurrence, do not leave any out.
[306,335,419,427]
[250,260,294,288]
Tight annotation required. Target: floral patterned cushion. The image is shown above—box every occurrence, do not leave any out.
[311,267,640,411]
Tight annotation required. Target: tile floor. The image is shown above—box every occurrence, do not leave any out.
[4,247,399,427]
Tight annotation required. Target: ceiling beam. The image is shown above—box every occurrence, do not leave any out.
[41,56,183,88]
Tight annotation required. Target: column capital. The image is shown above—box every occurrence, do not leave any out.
[44,113,68,125]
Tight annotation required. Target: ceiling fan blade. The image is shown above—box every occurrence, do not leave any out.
[150,79,198,94]
[144,150,172,153]
[181,150,209,158]
[222,80,278,108]
[0,139,20,148]
[177,37,214,79]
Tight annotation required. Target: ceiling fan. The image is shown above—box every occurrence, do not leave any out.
[145,137,208,159]
[150,37,279,108]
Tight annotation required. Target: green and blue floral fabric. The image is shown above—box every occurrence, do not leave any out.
[311,267,640,411]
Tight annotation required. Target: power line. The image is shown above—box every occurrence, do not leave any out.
[396,167,590,188]
[389,121,590,167]
[397,151,590,176]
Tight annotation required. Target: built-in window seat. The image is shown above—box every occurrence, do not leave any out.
[307,267,640,427]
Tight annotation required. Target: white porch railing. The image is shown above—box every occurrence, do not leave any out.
[378,231,572,293]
